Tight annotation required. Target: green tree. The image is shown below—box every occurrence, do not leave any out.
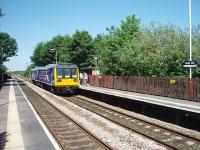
[0,32,18,64]
[93,34,106,73]
[69,30,94,68]
[0,65,7,74]
[95,15,141,75]
[29,14,200,77]
[31,42,47,66]
[31,35,72,66]
[0,9,16,77]
[140,23,189,76]
[192,25,200,77]
[50,35,71,63]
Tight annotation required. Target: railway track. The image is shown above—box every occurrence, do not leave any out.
[19,84,111,150]
[15,76,200,149]
[63,95,200,150]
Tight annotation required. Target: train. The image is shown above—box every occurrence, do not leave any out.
[31,63,80,94]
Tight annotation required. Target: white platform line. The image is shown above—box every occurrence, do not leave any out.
[6,81,25,150]
[16,81,61,150]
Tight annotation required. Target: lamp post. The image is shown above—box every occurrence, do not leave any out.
[94,56,98,71]
[50,48,57,64]
[94,56,100,75]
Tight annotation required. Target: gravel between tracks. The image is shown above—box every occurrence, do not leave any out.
[24,81,168,150]
[77,95,200,140]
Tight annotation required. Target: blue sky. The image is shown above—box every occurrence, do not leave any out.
[0,0,200,71]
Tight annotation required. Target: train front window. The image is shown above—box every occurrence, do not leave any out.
[71,68,77,78]
[63,68,70,78]
[57,68,62,78]
[56,68,77,78]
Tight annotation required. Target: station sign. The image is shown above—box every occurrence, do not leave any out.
[182,60,197,68]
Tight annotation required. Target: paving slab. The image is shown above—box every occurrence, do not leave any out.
[0,83,9,150]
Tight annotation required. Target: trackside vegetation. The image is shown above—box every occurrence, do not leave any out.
[29,15,200,77]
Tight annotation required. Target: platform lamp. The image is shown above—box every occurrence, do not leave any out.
[50,48,57,64]
[94,56,98,71]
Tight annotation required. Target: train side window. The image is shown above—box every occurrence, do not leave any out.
[57,68,62,78]
[39,70,42,76]
[40,70,46,76]
[63,68,70,78]
[71,68,77,78]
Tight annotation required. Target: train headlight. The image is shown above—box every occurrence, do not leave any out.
[73,78,78,82]
[57,79,62,82]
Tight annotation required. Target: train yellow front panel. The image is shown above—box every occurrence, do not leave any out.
[54,68,80,87]
[55,79,79,87]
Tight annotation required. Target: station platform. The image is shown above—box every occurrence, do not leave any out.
[0,79,59,150]
[80,85,200,114]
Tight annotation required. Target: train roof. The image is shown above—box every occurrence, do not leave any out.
[46,63,78,69]
[31,66,45,71]
[31,63,78,71]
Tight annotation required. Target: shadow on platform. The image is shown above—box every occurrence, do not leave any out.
[0,79,24,90]
[0,132,8,149]
[0,101,15,107]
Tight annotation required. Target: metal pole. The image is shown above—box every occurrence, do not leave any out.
[189,0,192,78]
[189,0,193,100]
[50,48,57,64]
[56,49,57,64]
[96,59,98,71]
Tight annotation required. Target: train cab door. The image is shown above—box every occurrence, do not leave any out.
[49,68,54,86]
[47,68,51,84]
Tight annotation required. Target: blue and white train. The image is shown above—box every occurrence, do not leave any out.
[31,63,80,94]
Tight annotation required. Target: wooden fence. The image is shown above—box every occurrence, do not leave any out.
[88,75,200,102]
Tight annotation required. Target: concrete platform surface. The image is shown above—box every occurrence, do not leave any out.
[0,79,59,150]
[80,85,200,114]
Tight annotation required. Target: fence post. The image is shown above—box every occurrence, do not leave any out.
[188,77,193,100]
[197,78,200,101]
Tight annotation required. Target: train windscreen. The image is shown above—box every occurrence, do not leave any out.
[56,68,78,78]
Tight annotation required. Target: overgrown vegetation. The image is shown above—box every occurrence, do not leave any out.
[28,15,200,77]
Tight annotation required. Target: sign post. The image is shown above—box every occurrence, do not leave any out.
[188,0,193,100]
[183,60,197,100]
